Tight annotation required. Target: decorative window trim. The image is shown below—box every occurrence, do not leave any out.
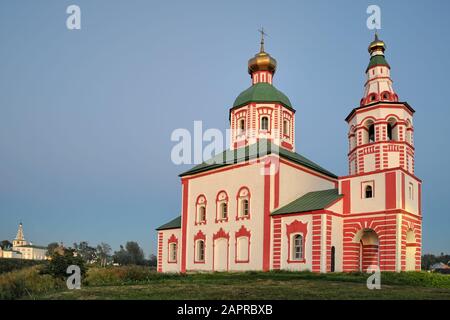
[257,107,273,134]
[167,234,178,264]
[235,225,251,263]
[193,230,206,264]
[361,180,375,199]
[235,186,251,221]
[215,190,229,223]
[286,220,308,264]
[195,194,207,225]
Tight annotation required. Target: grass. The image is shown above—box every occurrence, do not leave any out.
[31,267,450,300]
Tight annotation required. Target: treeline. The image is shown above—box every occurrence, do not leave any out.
[422,253,450,270]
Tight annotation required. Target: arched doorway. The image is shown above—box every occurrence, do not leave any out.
[354,229,379,272]
[405,229,416,271]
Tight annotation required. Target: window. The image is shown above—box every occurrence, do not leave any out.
[216,191,229,222]
[409,183,414,200]
[196,195,207,224]
[292,234,303,260]
[169,243,177,262]
[199,206,206,222]
[241,199,249,216]
[387,118,398,141]
[283,120,289,135]
[382,92,390,100]
[261,116,269,131]
[236,187,250,219]
[368,124,375,143]
[387,123,393,141]
[365,185,373,198]
[238,119,245,134]
[221,203,228,219]
[196,240,205,262]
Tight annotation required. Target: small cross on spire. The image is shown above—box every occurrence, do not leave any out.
[258,27,268,52]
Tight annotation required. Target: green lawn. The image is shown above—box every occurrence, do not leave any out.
[35,271,450,300]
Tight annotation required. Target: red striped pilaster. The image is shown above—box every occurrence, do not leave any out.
[157,232,163,272]
[326,215,332,272]
[311,215,322,272]
[272,217,282,270]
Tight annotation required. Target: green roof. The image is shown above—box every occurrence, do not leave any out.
[179,140,337,179]
[271,188,342,215]
[366,54,390,72]
[156,216,181,231]
[232,82,293,110]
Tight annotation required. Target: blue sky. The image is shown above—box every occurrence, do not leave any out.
[0,0,448,256]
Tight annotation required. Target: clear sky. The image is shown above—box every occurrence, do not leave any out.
[0,0,449,256]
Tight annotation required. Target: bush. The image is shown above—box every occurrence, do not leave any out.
[40,250,86,280]
[85,265,181,286]
[0,258,46,275]
[0,266,64,300]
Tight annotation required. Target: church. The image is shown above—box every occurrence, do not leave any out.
[156,33,422,273]
[0,223,47,260]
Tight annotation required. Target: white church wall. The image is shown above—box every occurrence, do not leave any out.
[185,160,267,272]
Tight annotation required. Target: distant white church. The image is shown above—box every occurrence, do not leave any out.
[0,223,48,260]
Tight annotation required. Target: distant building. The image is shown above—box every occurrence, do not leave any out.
[0,223,47,260]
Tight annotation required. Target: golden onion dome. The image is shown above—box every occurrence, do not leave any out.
[368,32,386,54]
[248,33,277,74]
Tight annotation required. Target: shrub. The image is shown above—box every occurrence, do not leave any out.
[0,266,64,300]
[0,258,46,275]
[40,250,86,280]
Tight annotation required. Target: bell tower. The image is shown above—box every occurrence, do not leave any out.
[346,33,415,175]
[13,222,27,247]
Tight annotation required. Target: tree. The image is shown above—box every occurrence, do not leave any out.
[96,242,112,267]
[73,241,97,264]
[46,242,60,256]
[41,248,86,279]
[125,241,145,265]
[0,240,12,250]
[148,254,157,267]
[113,242,145,266]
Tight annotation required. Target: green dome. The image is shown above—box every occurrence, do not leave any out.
[232,82,293,109]
[366,54,390,73]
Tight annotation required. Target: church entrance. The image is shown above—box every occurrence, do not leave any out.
[359,229,379,272]
[213,238,228,271]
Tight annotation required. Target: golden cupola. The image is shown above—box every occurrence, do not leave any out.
[368,32,386,55]
[248,31,277,75]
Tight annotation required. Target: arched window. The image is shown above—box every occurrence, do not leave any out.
[196,195,207,225]
[382,92,390,100]
[368,124,375,143]
[261,116,269,131]
[241,199,249,216]
[283,119,289,135]
[220,203,228,219]
[387,123,393,141]
[387,118,398,141]
[365,185,373,198]
[238,119,245,134]
[292,234,303,260]
[199,206,206,222]
[169,243,177,263]
[236,187,251,220]
[196,240,205,262]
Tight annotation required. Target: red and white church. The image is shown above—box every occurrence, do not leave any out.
[156,34,422,273]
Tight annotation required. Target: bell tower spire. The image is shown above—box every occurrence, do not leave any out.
[345,34,416,175]
[13,222,27,247]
